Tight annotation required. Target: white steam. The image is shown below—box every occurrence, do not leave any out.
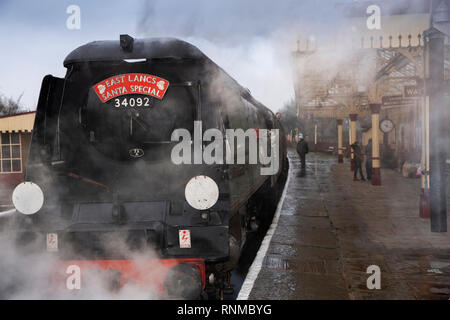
[0,220,170,300]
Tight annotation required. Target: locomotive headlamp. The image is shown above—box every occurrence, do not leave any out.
[185,175,219,211]
[12,182,44,215]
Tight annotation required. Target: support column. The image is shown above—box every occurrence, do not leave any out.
[420,98,430,219]
[314,124,318,153]
[420,31,429,219]
[427,29,447,232]
[370,104,382,186]
[349,114,358,171]
[348,121,352,163]
[337,119,344,163]
[426,95,431,190]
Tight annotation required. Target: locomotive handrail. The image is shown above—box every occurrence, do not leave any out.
[0,209,16,218]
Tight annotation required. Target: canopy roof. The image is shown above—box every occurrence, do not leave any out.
[0,112,35,133]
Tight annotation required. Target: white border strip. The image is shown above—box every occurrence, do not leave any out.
[0,209,16,218]
[237,158,291,300]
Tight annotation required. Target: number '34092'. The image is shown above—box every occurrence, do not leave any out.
[114,97,151,108]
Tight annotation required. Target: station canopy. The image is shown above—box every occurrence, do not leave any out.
[0,112,36,133]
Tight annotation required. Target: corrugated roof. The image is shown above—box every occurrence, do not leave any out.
[0,112,35,133]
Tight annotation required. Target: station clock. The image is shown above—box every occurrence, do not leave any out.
[380,119,395,133]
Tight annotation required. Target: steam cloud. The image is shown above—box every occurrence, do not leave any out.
[0,220,171,299]
[135,0,351,112]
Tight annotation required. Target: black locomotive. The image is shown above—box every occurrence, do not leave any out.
[13,35,287,299]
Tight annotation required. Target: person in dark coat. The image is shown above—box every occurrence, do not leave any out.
[365,139,373,181]
[351,141,366,181]
[297,134,309,170]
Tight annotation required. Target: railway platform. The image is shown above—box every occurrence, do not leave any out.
[241,150,450,300]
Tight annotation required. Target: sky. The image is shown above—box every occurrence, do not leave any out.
[0,0,357,112]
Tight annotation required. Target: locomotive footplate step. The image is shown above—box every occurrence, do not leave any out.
[239,150,450,300]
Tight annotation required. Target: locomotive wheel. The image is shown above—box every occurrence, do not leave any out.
[163,264,203,300]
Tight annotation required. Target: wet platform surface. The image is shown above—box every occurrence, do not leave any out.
[248,150,450,300]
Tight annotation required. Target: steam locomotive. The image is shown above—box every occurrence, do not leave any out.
[12,35,287,299]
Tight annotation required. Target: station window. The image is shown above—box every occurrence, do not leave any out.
[0,133,22,173]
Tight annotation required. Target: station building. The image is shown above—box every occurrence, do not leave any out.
[293,0,450,171]
[0,112,35,208]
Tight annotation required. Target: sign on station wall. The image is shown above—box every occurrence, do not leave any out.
[404,85,424,98]
[382,95,416,107]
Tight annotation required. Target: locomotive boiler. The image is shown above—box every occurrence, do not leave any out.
[11,35,287,299]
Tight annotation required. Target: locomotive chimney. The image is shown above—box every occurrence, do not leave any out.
[120,34,134,52]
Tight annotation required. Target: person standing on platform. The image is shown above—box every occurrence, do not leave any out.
[297,134,309,171]
[351,141,366,181]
